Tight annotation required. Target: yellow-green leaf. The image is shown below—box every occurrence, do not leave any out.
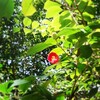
[24,28,32,34]
[65,0,72,6]
[32,21,39,29]
[27,38,56,55]
[44,0,62,18]
[23,17,32,26]
[22,0,36,16]
[51,15,61,31]
[51,47,64,55]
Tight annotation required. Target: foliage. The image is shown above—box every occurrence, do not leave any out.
[0,0,100,100]
[0,0,49,82]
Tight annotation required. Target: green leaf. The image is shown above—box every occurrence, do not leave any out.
[70,72,75,79]
[22,0,36,16]
[45,37,56,44]
[36,85,53,100]
[23,17,32,26]
[42,19,50,25]
[0,81,13,93]
[21,85,53,100]
[51,15,61,31]
[0,96,3,100]
[58,27,80,37]
[0,0,14,18]
[13,27,20,33]
[19,76,36,92]
[85,6,96,15]
[84,26,92,34]
[79,45,93,58]
[56,64,63,70]
[32,21,39,29]
[91,42,100,48]
[28,43,49,55]
[78,1,87,12]
[60,53,69,62]
[27,38,56,55]
[56,94,65,100]
[24,28,32,34]
[51,47,64,55]
[65,0,72,6]
[92,32,100,37]
[52,10,71,29]
[11,79,29,87]
[44,0,62,18]
[77,63,85,73]
[44,0,61,10]
[46,7,62,18]
[0,64,3,68]
[75,36,87,49]
[63,40,71,48]
[21,92,42,100]
[83,12,94,21]
[89,21,100,30]
[43,64,56,74]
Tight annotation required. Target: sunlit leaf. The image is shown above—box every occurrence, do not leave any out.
[23,17,32,26]
[44,0,61,9]
[24,28,32,34]
[58,27,80,37]
[11,79,29,87]
[70,72,75,79]
[27,38,56,55]
[44,0,62,18]
[0,81,13,93]
[83,12,94,21]
[51,47,64,55]
[32,21,39,29]
[56,64,63,70]
[59,11,71,27]
[51,15,61,31]
[56,94,66,100]
[22,0,36,16]
[42,19,51,25]
[46,7,62,18]
[65,0,72,6]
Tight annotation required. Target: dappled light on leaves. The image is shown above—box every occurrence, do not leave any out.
[0,0,100,99]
